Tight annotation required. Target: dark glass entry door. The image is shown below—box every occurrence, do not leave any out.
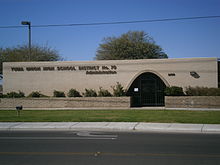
[141,79,156,106]
[127,73,166,107]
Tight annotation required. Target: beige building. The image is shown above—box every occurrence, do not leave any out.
[3,57,219,107]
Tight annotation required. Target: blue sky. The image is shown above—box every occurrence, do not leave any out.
[0,0,220,61]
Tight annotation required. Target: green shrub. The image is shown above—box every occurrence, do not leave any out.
[28,91,47,97]
[111,82,126,97]
[98,87,112,97]
[185,86,220,96]
[207,88,220,96]
[4,91,25,98]
[53,90,65,97]
[68,89,81,97]
[83,89,97,97]
[165,86,185,96]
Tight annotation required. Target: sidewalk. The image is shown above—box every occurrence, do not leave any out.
[1,107,220,111]
[1,122,220,134]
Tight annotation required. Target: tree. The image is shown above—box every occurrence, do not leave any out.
[95,31,168,60]
[0,44,62,75]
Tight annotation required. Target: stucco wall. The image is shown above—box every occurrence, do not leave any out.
[165,96,220,108]
[3,58,218,96]
[1,96,220,109]
[0,97,130,109]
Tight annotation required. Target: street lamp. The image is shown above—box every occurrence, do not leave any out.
[21,21,31,61]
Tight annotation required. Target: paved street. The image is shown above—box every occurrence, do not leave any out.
[0,131,220,165]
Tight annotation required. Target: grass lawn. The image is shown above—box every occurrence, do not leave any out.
[0,110,220,124]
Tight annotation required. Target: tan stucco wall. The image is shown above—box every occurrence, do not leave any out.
[165,96,220,108]
[0,97,130,109]
[3,57,218,96]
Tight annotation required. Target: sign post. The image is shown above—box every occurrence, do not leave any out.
[16,106,23,117]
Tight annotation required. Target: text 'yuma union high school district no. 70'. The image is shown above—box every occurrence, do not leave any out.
[11,65,118,75]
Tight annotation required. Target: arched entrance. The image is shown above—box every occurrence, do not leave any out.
[127,72,167,107]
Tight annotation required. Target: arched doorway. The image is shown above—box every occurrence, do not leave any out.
[127,72,167,107]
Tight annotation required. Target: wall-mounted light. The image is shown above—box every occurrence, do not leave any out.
[190,71,200,79]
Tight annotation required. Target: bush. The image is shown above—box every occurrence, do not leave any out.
[98,87,112,97]
[4,91,25,98]
[28,91,47,97]
[111,82,126,97]
[185,86,220,96]
[165,86,185,96]
[83,89,97,97]
[53,90,65,97]
[67,89,81,97]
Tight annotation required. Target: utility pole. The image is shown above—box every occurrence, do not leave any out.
[21,21,31,61]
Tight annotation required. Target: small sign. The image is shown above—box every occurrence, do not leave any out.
[134,88,139,92]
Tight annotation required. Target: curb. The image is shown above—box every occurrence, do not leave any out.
[1,122,220,134]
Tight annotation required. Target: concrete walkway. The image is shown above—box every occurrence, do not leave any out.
[1,107,220,111]
[1,122,220,134]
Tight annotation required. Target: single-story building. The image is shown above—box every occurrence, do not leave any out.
[3,57,219,107]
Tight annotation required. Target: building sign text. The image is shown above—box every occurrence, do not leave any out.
[11,65,117,75]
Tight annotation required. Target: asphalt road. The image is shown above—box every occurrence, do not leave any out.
[0,131,220,165]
